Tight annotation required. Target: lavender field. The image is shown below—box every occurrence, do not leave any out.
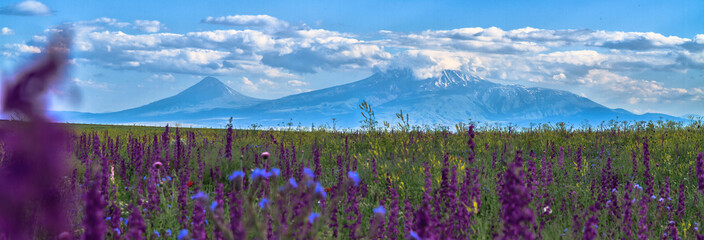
[1,117,704,239]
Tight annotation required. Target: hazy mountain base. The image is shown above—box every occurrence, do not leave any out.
[52,69,683,129]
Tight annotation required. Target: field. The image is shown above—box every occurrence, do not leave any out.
[1,119,704,240]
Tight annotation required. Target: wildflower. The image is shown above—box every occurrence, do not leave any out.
[187,181,194,187]
[154,231,160,237]
[288,178,298,188]
[348,171,360,185]
[191,191,208,200]
[177,229,188,240]
[259,198,269,209]
[314,182,326,198]
[210,201,217,210]
[261,152,270,159]
[270,168,281,177]
[410,231,420,240]
[304,167,315,178]
[373,205,386,215]
[308,212,320,224]
[166,230,171,236]
[251,168,270,180]
[152,162,163,169]
[543,206,552,214]
[228,171,244,181]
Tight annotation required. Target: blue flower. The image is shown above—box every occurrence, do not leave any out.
[308,212,320,224]
[251,168,269,180]
[270,168,281,177]
[167,176,172,181]
[315,182,326,198]
[166,229,171,236]
[178,229,188,240]
[105,217,111,220]
[259,198,269,209]
[611,188,617,193]
[373,205,386,215]
[288,178,298,188]
[210,201,218,210]
[228,171,244,181]
[304,168,314,178]
[191,191,208,200]
[348,171,360,186]
[154,231,160,237]
[410,230,420,240]
[114,228,121,236]
[669,220,675,224]
[651,195,656,200]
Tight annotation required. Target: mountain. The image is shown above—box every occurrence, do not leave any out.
[117,76,262,116]
[56,71,683,128]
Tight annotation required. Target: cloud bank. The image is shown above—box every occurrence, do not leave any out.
[0,0,53,16]
[4,15,704,115]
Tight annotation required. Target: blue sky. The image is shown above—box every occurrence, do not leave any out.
[1,0,703,116]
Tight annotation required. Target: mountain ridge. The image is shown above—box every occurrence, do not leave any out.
[54,70,684,128]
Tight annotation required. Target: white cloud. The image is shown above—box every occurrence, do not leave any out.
[1,27,14,35]
[202,15,289,31]
[241,76,257,91]
[259,79,275,86]
[0,0,52,16]
[151,73,175,81]
[72,77,108,89]
[537,50,607,66]
[133,20,165,33]
[577,69,703,104]
[4,43,41,54]
[287,80,308,87]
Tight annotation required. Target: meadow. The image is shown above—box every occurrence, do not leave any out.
[1,118,704,240]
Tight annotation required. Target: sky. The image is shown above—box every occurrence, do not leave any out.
[1,0,703,116]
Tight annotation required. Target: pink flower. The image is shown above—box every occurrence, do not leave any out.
[153,162,163,169]
[261,152,270,159]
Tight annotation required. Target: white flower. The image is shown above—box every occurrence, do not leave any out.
[543,206,552,214]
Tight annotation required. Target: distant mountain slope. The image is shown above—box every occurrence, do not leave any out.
[56,70,683,128]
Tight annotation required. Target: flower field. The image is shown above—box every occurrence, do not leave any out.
[1,119,704,239]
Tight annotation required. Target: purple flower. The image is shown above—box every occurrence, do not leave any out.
[82,182,106,240]
[499,152,536,240]
[696,153,704,194]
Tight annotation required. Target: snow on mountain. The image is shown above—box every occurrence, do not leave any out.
[57,70,683,128]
